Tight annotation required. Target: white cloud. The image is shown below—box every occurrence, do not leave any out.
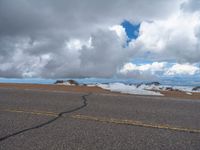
[66,39,83,50]
[0,0,200,78]
[65,38,92,50]
[118,62,166,79]
[130,8,200,62]
[165,63,200,75]
[120,62,166,74]
[119,62,200,78]
[109,25,127,44]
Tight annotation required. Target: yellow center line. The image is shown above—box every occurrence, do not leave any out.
[2,108,58,117]
[1,108,200,133]
[71,115,200,133]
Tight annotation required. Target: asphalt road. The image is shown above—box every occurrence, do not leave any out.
[0,88,200,150]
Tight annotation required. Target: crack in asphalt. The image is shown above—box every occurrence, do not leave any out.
[0,93,91,142]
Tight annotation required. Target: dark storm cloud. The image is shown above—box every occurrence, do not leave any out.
[0,0,194,78]
[181,0,200,12]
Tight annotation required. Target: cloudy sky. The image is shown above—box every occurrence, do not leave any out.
[0,0,200,79]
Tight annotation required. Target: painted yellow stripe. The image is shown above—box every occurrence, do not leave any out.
[1,108,200,133]
[71,114,200,134]
[2,109,58,117]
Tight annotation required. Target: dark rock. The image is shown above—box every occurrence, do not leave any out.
[54,80,64,84]
[165,87,174,91]
[192,86,200,91]
[146,82,160,86]
[67,80,79,85]
[54,79,79,85]
[136,82,160,88]
[165,87,180,92]
[136,83,143,88]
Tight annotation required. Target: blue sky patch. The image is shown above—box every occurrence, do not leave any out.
[121,20,140,41]
[131,58,154,65]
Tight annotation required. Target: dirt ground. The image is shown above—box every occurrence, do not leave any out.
[0,83,199,100]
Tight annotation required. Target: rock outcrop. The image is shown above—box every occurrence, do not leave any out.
[66,80,79,85]
[54,79,79,86]
[137,82,160,88]
[165,87,180,92]
[54,80,64,84]
[192,86,200,91]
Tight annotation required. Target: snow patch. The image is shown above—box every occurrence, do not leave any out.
[95,82,200,96]
[97,83,163,96]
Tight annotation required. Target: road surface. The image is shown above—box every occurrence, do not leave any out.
[0,88,200,150]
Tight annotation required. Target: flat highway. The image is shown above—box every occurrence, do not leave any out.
[0,88,200,150]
